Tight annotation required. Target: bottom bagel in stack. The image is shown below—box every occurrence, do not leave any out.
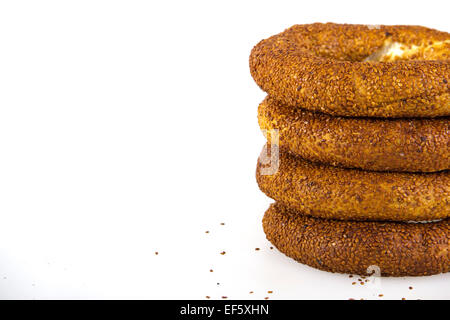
[263,202,449,277]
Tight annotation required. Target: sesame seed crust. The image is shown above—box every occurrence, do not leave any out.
[249,23,450,118]
[258,96,450,172]
[263,202,450,277]
[256,146,449,221]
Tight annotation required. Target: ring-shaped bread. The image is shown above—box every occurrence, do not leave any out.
[256,146,450,221]
[263,202,450,276]
[250,23,450,118]
[258,96,450,172]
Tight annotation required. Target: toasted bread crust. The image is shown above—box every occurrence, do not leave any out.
[258,96,450,172]
[263,202,450,276]
[250,23,450,118]
[256,146,450,221]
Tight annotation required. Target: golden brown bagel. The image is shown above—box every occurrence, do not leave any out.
[256,146,450,221]
[258,96,450,172]
[250,23,450,118]
[263,202,450,277]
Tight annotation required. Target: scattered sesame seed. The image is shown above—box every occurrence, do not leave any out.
[220,251,226,255]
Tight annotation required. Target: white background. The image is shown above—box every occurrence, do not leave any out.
[0,0,448,299]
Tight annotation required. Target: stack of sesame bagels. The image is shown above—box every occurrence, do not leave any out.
[250,23,450,276]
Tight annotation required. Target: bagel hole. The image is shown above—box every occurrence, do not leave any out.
[406,219,443,224]
[364,39,450,62]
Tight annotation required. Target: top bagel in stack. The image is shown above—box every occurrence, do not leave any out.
[250,23,450,118]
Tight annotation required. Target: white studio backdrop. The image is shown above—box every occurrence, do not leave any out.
[0,0,448,299]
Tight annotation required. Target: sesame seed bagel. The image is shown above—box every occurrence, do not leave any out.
[250,23,450,118]
[256,146,450,221]
[263,202,450,277]
[258,96,450,172]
